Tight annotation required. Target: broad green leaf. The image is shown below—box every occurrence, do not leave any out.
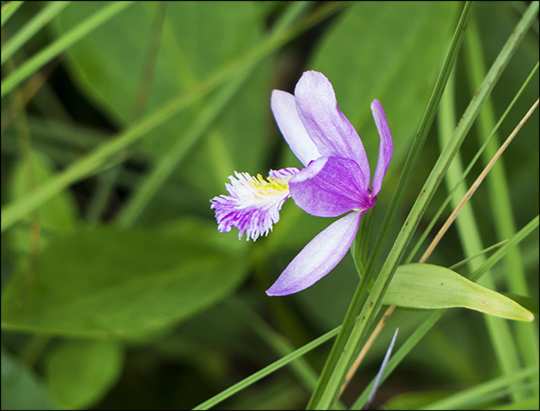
[1,346,57,410]
[45,340,123,409]
[1,218,248,337]
[383,263,534,322]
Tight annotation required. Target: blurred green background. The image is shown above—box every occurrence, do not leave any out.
[1,2,538,409]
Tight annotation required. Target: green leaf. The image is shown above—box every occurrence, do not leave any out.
[383,263,534,322]
[1,346,57,410]
[1,218,248,337]
[45,340,123,409]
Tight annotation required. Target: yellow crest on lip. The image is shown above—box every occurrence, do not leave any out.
[248,173,291,199]
[211,168,300,241]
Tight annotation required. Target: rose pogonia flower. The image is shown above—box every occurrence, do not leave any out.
[211,71,393,296]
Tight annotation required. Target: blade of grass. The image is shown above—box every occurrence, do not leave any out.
[448,240,508,270]
[192,324,341,410]
[437,69,520,401]
[0,1,348,233]
[350,213,539,409]
[224,297,346,410]
[1,1,134,98]
[406,61,539,264]
[469,215,539,283]
[309,2,539,408]
[1,1,71,65]
[307,2,475,407]
[1,1,24,27]
[362,327,399,410]
[343,59,538,402]
[426,95,539,263]
[419,364,538,410]
[465,13,539,384]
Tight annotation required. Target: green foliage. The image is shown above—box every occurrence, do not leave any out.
[44,340,123,409]
[1,1,537,410]
[2,219,248,337]
[1,346,57,410]
[384,263,534,321]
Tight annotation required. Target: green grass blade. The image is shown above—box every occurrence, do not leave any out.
[438,61,524,400]
[448,240,508,271]
[192,325,341,410]
[223,297,348,409]
[1,1,71,65]
[351,213,539,409]
[1,1,24,27]
[470,215,539,283]
[307,3,475,408]
[309,2,538,408]
[465,12,539,381]
[406,61,539,264]
[1,1,134,98]
[419,365,538,410]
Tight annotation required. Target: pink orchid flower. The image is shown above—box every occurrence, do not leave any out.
[211,71,393,296]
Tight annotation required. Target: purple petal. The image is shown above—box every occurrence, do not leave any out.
[271,90,321,167]
[266,211,363,296]
[294,71,370,179]
[289,156,374,217]
[370,99,394,196]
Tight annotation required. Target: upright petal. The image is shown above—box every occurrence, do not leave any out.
[294,71,370,179]
[289,156,374,217]
[271,90,320,166]
[266,211,363,296]
[370,99,394,196]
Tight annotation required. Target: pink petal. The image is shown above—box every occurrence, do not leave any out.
[370,99,394,196]
[265,211,363,296]
[271,90,321,166]
[289,156,374,217]
[294,71,370,180]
